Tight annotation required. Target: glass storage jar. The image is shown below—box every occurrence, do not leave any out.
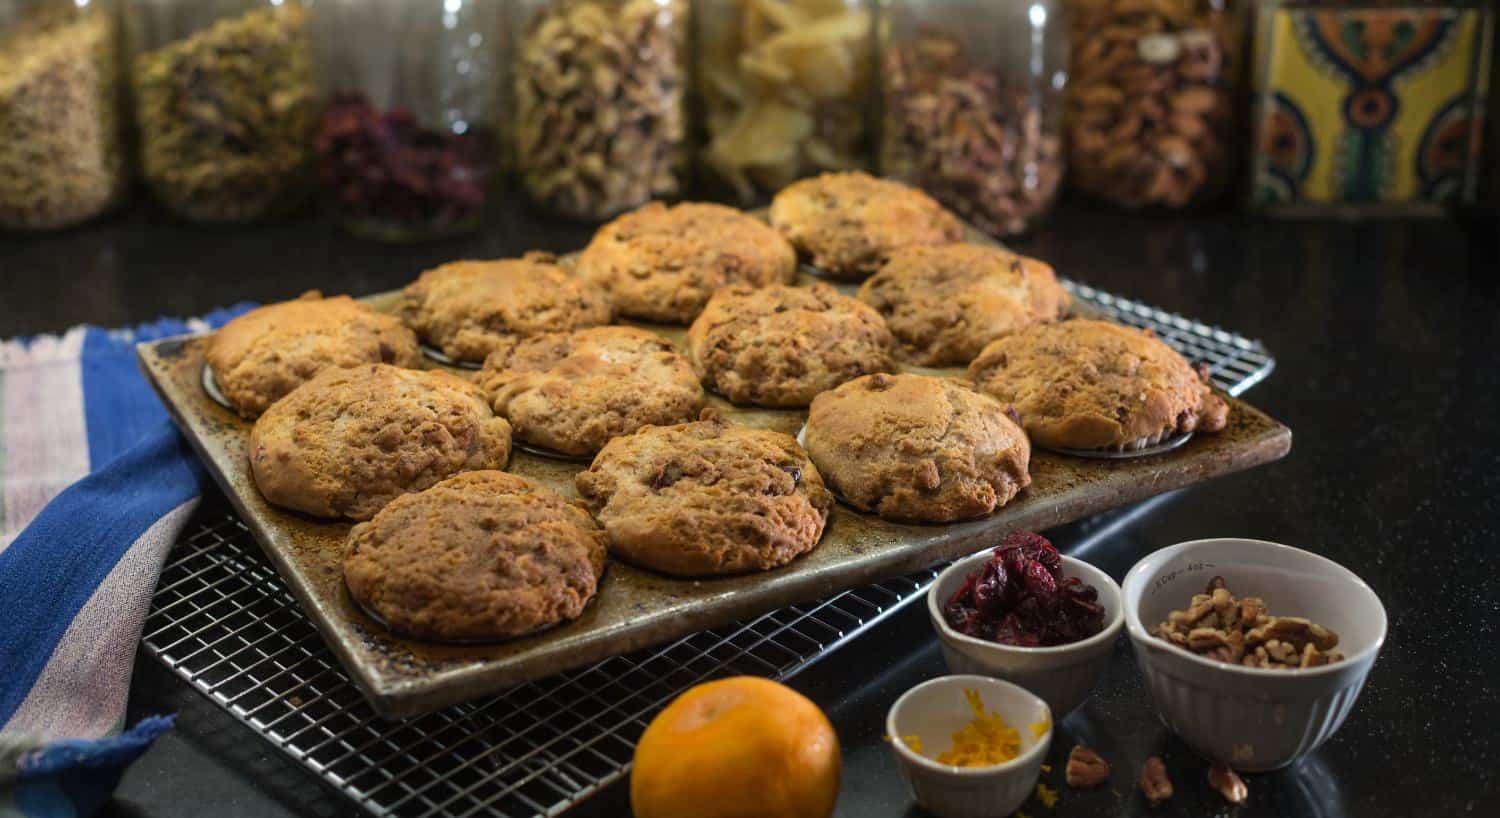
[313,0,502,241]
[879,0,1067,238]
[1066,0,1238,208]
[696,0,874,204]
[510,0,687,221]
[0,0,126,231]
[126,0,318,223]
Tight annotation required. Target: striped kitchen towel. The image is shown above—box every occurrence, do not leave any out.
[0,306,251,817]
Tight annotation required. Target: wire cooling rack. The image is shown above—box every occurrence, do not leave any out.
[141,285,1275,818]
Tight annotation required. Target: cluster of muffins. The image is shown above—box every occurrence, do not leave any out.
[204,171,1229,645]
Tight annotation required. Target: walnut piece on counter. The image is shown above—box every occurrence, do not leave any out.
[1208,762,1248,804]
[1065,745,1110,788]
[1152,576,1345,669]
[1139,756,1173,805]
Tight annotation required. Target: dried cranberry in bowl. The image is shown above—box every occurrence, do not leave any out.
[944,532,1106,646]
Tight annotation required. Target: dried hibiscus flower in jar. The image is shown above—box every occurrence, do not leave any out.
[317,93,490,241]
[944,532,1105,646]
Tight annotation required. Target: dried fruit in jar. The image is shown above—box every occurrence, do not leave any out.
[1152,575,1345,669]
[943,532,1106,646]
[0,8,123,230]
[699,0,872,201]
[132,4,317,222]
[513,0,686,220]
[317,93,489,239]
[1066,0,1236,208]
[881,33,1062,238]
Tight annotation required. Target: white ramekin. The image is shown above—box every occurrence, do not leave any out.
[885,675,1052,818]
[1122,538,1387,771]
[928,551,1124,717]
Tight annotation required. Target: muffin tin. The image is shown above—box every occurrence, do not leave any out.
[137,224,1291,717]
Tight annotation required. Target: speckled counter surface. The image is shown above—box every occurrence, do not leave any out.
[3,199,1495,817]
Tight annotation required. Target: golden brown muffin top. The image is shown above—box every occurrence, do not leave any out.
[686,283,896,407]
[343,470,607,642]
[575,412,832,577]
[248,364,511,520]
[398,252,611,363]
[576,201,798,324]
[803,373,1030,522]
[966,319,1229,451]
[477,326,704,456]
[858,243,1070,366]
[768,172,963,279]
[206,292,421,418]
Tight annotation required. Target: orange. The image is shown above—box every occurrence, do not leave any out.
[630,676,841,818]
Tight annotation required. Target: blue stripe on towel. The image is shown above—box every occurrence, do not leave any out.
[14,715,176,817]
[0,424,205,726]
[81,306,252,469]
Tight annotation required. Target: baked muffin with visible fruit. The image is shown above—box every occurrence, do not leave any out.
[477,326,704,456]
[206,292,421,418]
[343,470,607,642]
[858,244,1069,366]
[575,412,832,577]
[576,202,797,324]
[249,364,511,520]
[966,319,1230,452]
[768,172,963,279]
[685,283,895,408]
[802,373,1030,522]
[397,252,611,363]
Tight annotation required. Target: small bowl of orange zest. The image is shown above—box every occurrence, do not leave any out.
[885,675,1052,818]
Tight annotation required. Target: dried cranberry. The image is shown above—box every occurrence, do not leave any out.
[317,92,490,237]
[944,531,1106,648]
[996,531,1062,577]
[1023,560,1057,599]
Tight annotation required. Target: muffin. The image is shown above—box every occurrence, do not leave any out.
[397,252,611,363]
[966,319,1230,452]
[802,373,1030,522]
[477,326,705,456]
[205,292,421,418]
[858,244,1070,366]
[576,202,798,324]
[575,412,832,577]
[343,471,606,642]
[685,283,896,407]
[249,364,512,520]
[768,171,963,279]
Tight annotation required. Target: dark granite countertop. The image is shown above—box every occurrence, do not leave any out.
[3,198,1496,818]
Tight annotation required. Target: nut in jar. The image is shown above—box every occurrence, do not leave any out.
[880,34,1062,237]
[1067,0,1236,208]
[512,0,686,221]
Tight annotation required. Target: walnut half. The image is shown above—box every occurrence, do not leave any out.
[1208,762,1248,804]
[1139,756,1173,805]
[1065,745,1110,788]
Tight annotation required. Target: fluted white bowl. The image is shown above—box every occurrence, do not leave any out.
[885,675,1051,818]
[929,551,1124,717]
[1123,538,1387,772]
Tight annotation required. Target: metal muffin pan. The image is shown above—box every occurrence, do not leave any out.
[141,239,1290,719]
